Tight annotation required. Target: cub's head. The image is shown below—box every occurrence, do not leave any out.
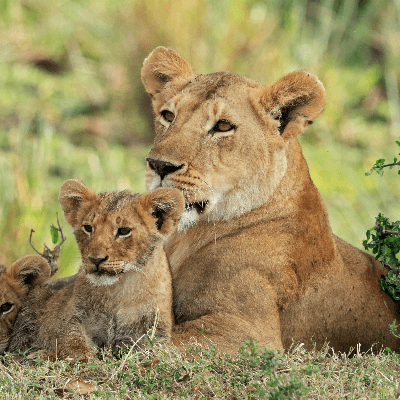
[141,47,325,230]
[59,180,185,287]
[0,255,51,353]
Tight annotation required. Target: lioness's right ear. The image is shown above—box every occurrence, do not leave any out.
[141,47,196,97]
[260,70,325,141]
[59,179,96,228]
[8,255,51,288]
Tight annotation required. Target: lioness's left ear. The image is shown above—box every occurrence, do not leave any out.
[261,71,326,141]
[141,47,196,96]
[139,188,185,235]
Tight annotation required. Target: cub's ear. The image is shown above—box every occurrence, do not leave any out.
[260,71,326,141]
[141,46,196,96]
[139,188,185,235]
[59,179,96,229]
[8,255,51,288]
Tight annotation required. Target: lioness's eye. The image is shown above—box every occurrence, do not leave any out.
[83,224,93,234]
[117,227,131,237]
[213,120,234,133]
[1,302,13,313]
[161,110,175,123]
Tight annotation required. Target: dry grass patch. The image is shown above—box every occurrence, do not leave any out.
[1,340,400,399]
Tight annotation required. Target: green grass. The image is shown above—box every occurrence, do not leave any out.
[0,122,149,275]
[1,117,399,278]
[1,0,399,276]
[1,340,399,399]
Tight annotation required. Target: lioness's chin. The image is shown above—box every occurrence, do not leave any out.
[86,273,119,287]
[177,208,200,232]
[177,193,225,232]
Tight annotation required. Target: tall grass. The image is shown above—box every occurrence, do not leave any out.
[0,0,399,277]
[0,120,149,275]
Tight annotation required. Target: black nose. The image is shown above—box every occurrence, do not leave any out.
[88,255,109,267]
[146,158,183,180]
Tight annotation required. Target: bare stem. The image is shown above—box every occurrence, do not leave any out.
[29,229,42,256]
[385,262,398,272]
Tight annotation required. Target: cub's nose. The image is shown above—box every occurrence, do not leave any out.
[146,158,183,180]
[88,255,109,267]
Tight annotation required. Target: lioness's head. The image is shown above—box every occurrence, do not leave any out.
[59,180,185,287]
[0,255,50,353]
[141,47,325,230]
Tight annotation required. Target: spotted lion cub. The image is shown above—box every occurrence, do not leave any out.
[8,180,185,359]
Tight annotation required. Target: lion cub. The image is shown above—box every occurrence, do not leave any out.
[8,180,185,359]
[0,255,51,354]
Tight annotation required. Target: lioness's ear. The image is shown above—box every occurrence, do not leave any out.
[8,255,51,288]
[141,47,196,96]
[59,179,96,228]
[261,71,325,141]
[139,188,185,235]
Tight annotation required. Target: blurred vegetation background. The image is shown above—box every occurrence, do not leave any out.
[0,0,399,277]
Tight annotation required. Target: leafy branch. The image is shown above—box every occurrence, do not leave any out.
[363,142,400,302]
[365,140,400,176]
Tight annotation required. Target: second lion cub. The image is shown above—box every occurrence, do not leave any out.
[8,180,185,359]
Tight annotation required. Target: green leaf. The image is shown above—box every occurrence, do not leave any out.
[366,230,370,240]
[50,226,59,244]
[389,319,398,335]
[384,236,394,244]
[365,169,373,176]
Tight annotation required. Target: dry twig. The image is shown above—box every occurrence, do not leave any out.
[29,212,66,277]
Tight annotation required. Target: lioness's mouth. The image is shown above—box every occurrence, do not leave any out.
[88,267,122,277]
[186,200,209,214]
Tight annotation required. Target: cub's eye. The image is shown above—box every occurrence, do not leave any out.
[161,110,175,123]
[83,224,93,234]
[1,302,13,314]
[117,227,131,237]
[213,120,234,133]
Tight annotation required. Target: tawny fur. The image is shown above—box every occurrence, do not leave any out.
[8,180,185,359]
[0,255,51,354]
[141,46,399,354]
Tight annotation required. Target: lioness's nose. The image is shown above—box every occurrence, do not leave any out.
[146,158,183,180]
[88,255,109,267]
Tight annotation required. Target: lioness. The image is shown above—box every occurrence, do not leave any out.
[141,46,399,354]
[0,255,51,354]
[8,180,185,359]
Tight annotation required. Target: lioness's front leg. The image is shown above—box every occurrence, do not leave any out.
[172,312,283,354]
